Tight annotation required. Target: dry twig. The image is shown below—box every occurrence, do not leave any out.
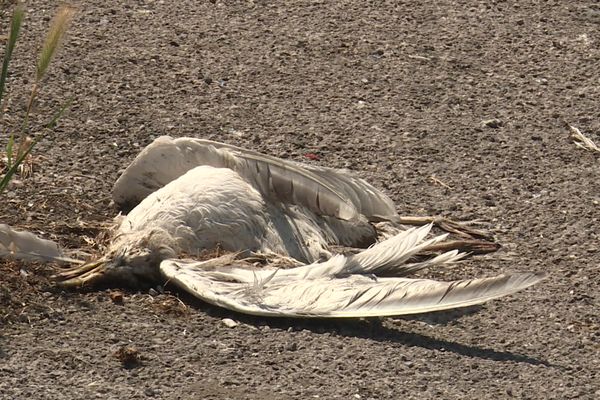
[429,176,453,189]
[569,125,600,152]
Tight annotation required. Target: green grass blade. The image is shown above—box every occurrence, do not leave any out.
[6,133,14,168]
[0,4,25,110]
[45,97,72,128]
[0,137,37,194]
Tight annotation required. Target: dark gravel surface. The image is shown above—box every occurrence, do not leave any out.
[1,1,599,399]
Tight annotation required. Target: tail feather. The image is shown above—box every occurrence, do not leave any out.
[344,224,456,276]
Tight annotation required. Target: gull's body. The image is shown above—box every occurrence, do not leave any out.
[4,136,545,318]
[118,165,376,266]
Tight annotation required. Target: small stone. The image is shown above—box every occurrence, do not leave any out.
[109,291,124,304]
[481,118,503,129]
[222,318,239,328]
[285,342,298,351]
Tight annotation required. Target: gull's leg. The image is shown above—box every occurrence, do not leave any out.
[396,216,492,240]
[53,257,152,288]
[423,239,500,255]
[52,259,106,280]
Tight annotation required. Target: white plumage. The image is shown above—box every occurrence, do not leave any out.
[4,136,545,318]
[0,223,63,262]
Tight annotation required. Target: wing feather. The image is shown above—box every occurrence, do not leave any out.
[161,259,545,318]
[113,136,397,221]
[159,227,544,318]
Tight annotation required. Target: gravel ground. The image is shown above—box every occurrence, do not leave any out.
[1,1,599,399]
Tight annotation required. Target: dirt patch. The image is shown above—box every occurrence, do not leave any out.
[1,1,599,399]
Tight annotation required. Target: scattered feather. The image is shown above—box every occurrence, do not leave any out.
[0,223,81,263]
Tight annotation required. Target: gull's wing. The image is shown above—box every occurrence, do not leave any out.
[162,225,461,284]
[161,259,544,318]
[160,226,545,318]
[112,136,397,221]
[0,224,82,264]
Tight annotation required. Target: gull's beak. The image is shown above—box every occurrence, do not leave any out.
[53,258,110,288]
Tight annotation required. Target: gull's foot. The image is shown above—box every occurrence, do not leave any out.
[396,216,493,240]
[52,259,109,287]
[423,239,500,255]
[53,257,156,288]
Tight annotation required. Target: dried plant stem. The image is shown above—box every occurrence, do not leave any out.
[569,125,600,153]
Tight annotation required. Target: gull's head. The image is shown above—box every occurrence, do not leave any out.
[54,230,177,288]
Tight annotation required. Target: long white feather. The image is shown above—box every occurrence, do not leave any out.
[112,136,397,221]
[161,259,545,318]
[0,224,81,264]
[158,226,544,318]
[343,224,449,275]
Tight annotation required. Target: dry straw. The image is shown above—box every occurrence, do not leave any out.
[569,125,600,153]
[27,4,76,117]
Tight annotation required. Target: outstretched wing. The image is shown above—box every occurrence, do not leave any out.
[159,226,545,318]
[112,136,397,221]
[161,259,544,318]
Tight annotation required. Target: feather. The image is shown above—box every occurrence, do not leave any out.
[297,164,397,221]
[343,224,452,276]
[0,224,81,264]
[160,226,458,286]
[112,136,398,221]
[161,259,545,318]
[159,227,544,318]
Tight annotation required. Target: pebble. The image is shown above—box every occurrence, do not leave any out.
[481,118,503,128]
[285,342,298,351]
[222,318,239,328]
